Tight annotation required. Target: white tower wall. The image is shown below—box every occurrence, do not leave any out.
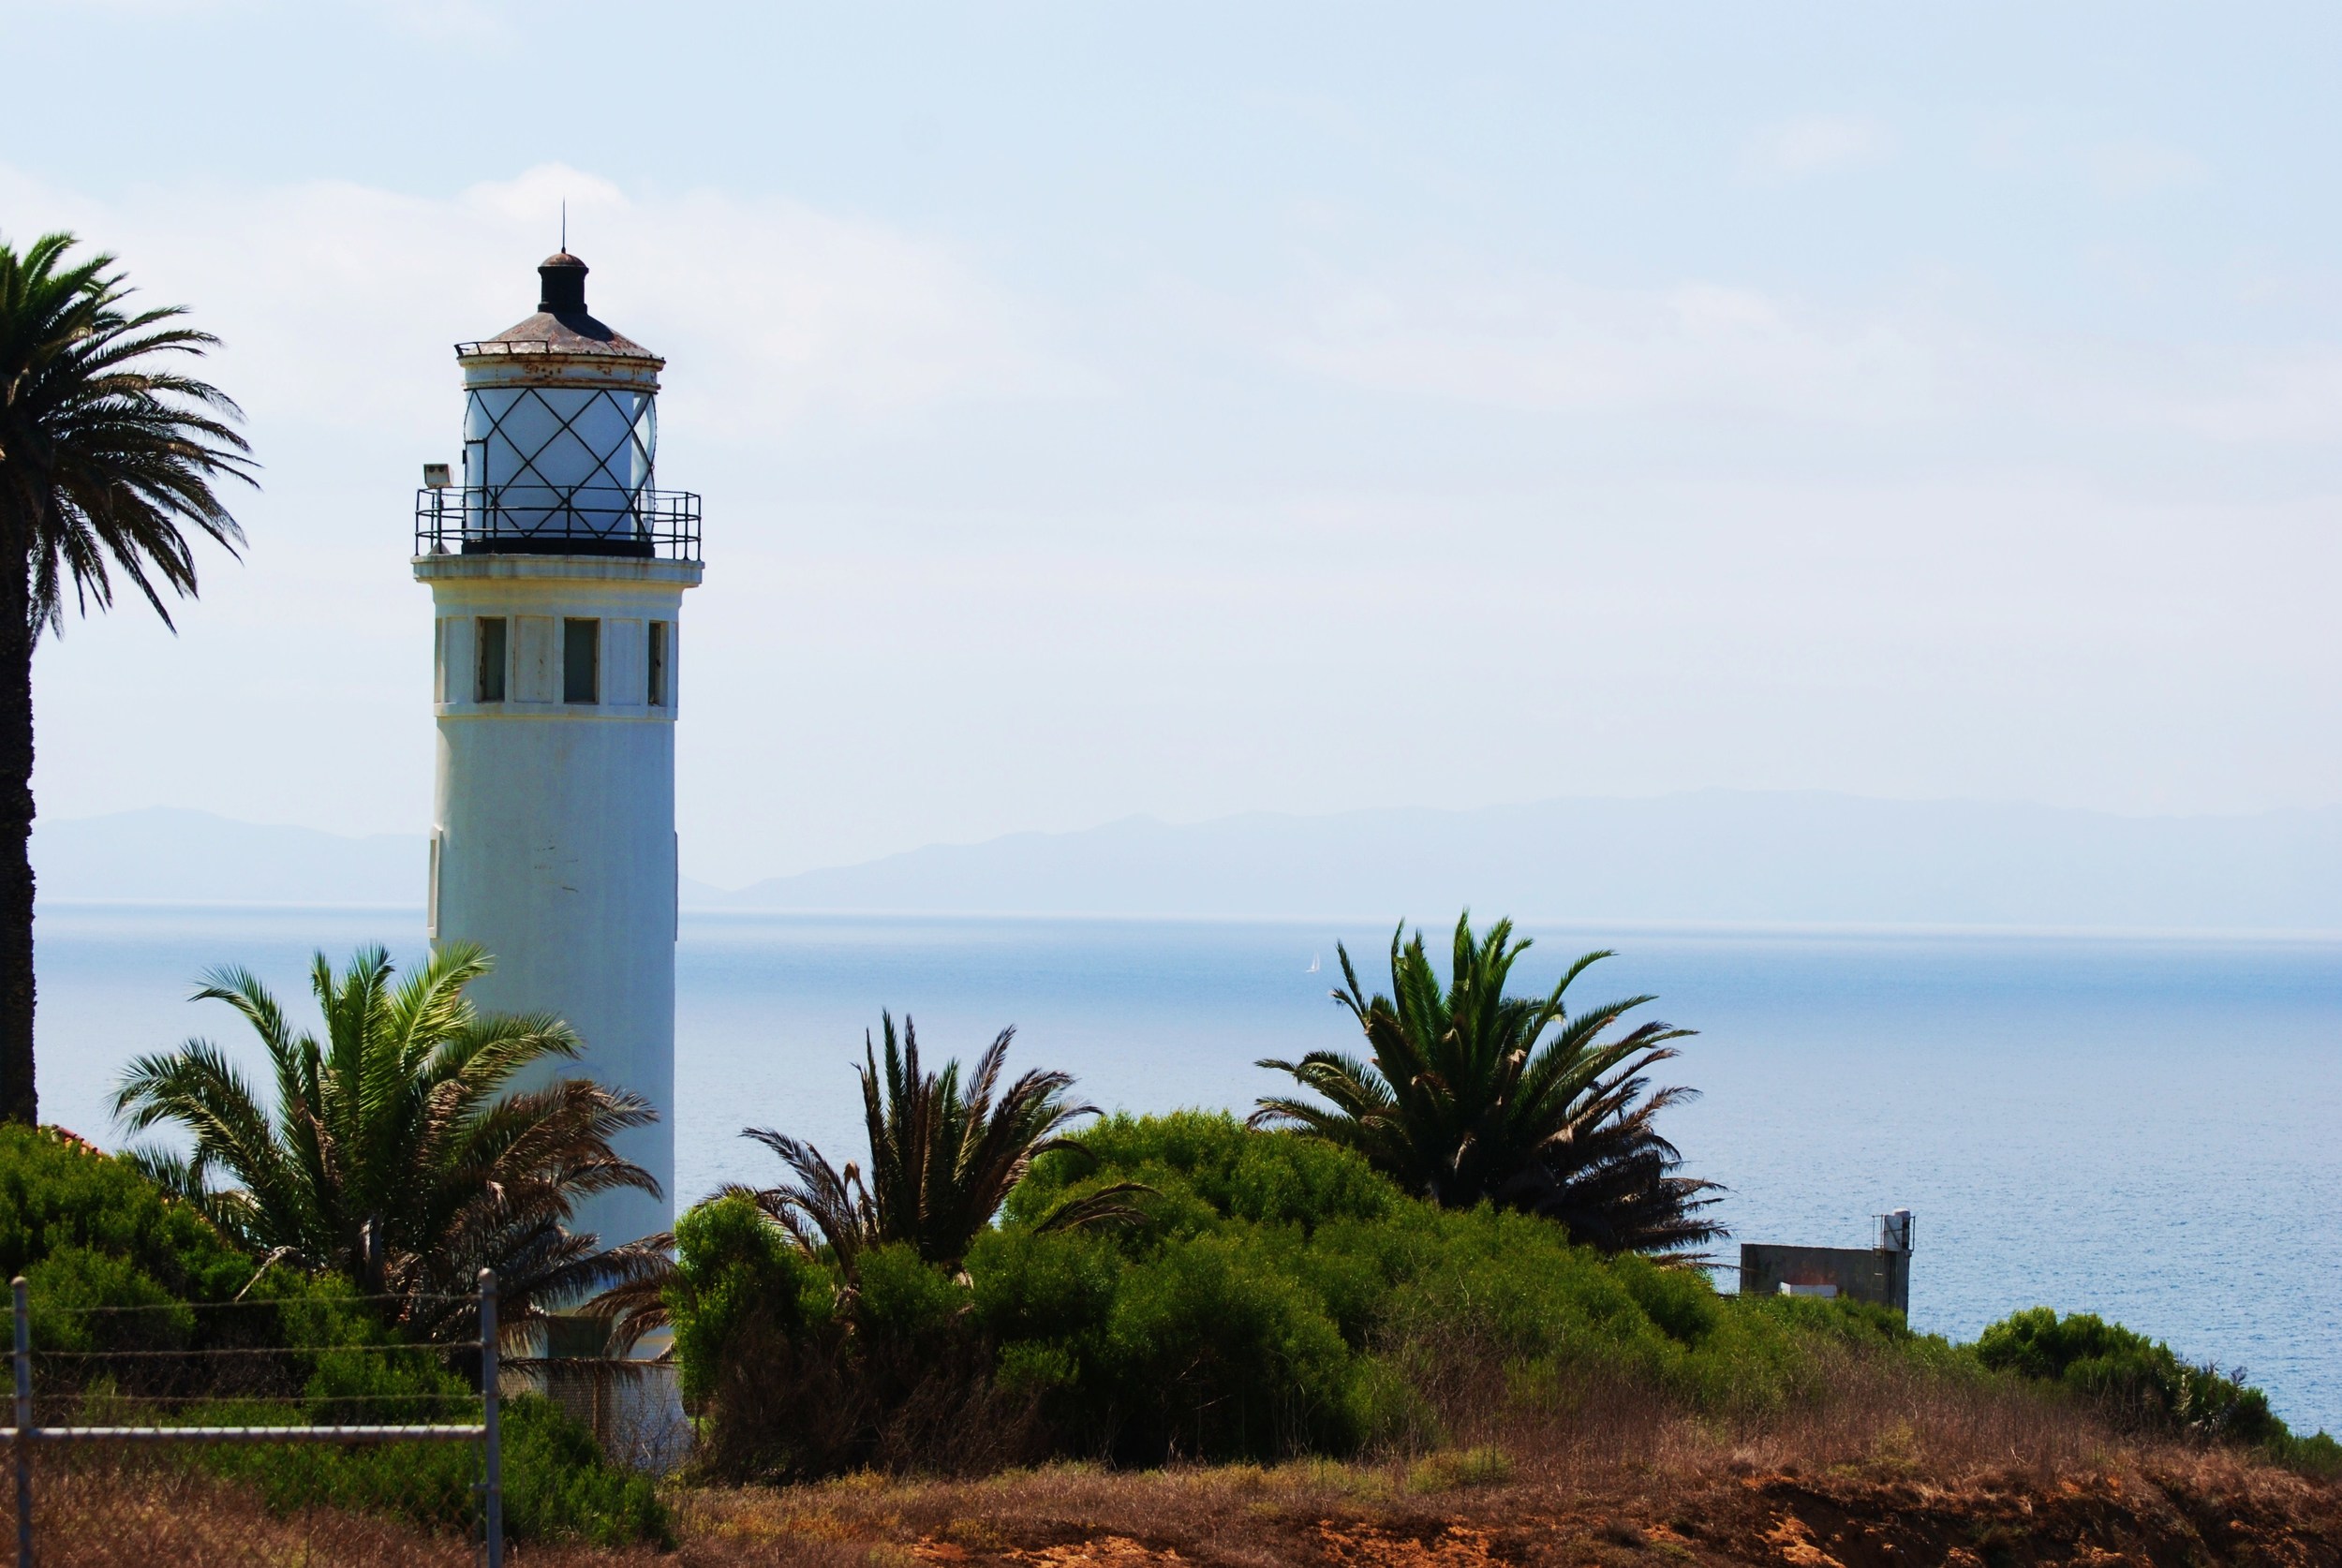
[417,554,699,1250]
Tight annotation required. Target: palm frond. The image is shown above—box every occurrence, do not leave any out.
[111,942,660,1336]
[1,232,256,640]
[1257,912,1727,1257]
[747,1016,1106,1274]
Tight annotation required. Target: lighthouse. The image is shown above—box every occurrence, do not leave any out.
[414,251,700,1253]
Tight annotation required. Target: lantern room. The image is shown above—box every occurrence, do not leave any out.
[414,252,701,561]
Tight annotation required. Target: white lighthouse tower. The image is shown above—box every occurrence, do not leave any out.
[414,251,700,1252]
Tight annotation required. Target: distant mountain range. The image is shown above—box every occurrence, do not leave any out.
[33,794,2342,932]
[35,808,425,908]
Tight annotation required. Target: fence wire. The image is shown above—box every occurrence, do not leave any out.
[2,1277,503,1567]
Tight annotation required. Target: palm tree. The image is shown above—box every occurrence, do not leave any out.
[0,233,254,1124]
[1254,913,1725,1259]
[744,1014,1146,1278]
[113,942,666,1342]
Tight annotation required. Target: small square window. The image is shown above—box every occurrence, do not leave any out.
[647,621,669,708]
[475,617,507,703]
[563,618,600,704]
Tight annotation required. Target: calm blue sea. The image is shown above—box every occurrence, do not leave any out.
[32,903,2342,1433]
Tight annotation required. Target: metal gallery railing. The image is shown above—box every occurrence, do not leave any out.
[414,484,702,563]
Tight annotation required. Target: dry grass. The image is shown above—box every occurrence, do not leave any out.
[4,1458,478,1566]
[625,1354,2341,1568]
[14,1357,2339,1566]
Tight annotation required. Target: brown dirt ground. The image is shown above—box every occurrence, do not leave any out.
[21,1380,2340,1568]
[624,1448,2342,1568]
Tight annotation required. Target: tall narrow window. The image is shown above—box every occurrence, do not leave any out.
[647,621,669,708]
[563,618,600,704]
[475,617,508,703]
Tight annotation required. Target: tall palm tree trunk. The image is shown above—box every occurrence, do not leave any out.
[0,522,34,1125]
[0,233,258,1132]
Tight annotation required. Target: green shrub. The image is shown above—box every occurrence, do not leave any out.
[680,1111,1920,1476]
[1975,1307,2296,1451]
[677,1112,2331,1485]
[0,1124,250,1306]
[1096,1229,1361,1458]
[856,1241,972,1341]
[195,1419,479,1533]
[2274,1428,2342,1477]
[499,1397,674,1547]
[668,1194,869,1478]
[1028,1117,1905,1428]
[24,1243,194,1351]
[1012,1109,1395,1235]
[670,1192,838,1407]
[195,1395,669,1547]
[1406,1444,1512,1492]
[0,1124,668,1545]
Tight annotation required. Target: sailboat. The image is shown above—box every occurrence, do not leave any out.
[1306,953,1321,974]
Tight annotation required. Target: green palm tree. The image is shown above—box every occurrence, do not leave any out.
[113,942,665,1341]
[1254,913,1725,1259]
[744,1014,1146,1277]
[0,232,254,1124]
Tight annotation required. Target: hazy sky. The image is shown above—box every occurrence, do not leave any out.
[6,3,2338,884]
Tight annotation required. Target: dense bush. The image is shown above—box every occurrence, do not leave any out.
[671,1110,1913,1479]
[197,1394,671,1547]
[997,1112,1916,1454]
[678,1111,2342,1486]
[670,1195,1026,1479]
[1976,1306,2339,1472]
[0,1124,670,1544]
[0,1123,251,1308]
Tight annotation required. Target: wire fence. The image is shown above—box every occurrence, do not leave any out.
[1,1273,506,1567]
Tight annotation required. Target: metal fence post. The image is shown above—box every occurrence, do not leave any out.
[479,1268,501,1568]
[13,1277,33,1568]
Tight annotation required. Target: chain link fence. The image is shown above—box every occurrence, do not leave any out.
[0,1271,508,1566]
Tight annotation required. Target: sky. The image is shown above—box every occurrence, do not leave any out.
[5,2,2340,886]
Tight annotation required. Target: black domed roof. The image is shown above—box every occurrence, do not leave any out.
[463,250,659,361]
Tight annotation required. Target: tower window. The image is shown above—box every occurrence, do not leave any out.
[564,618,600,704]
[647,621,669,707]
[475,617,508,703]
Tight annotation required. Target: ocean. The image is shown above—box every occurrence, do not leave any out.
[33,902,2342,1434]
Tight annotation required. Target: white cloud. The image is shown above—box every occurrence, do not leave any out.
[1278,263,1942,423]
[1740,114,1894,183]
[2083,139,2210,199]
[1273,256,2342,451]
[2123,350,2342,443]
[0,162,1081,448]
[26,0,508,40]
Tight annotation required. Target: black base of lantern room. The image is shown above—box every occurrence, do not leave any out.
[414,488,703,566]
[458,537,658,559]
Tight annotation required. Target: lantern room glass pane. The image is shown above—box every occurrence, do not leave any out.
[461,385,660,548]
